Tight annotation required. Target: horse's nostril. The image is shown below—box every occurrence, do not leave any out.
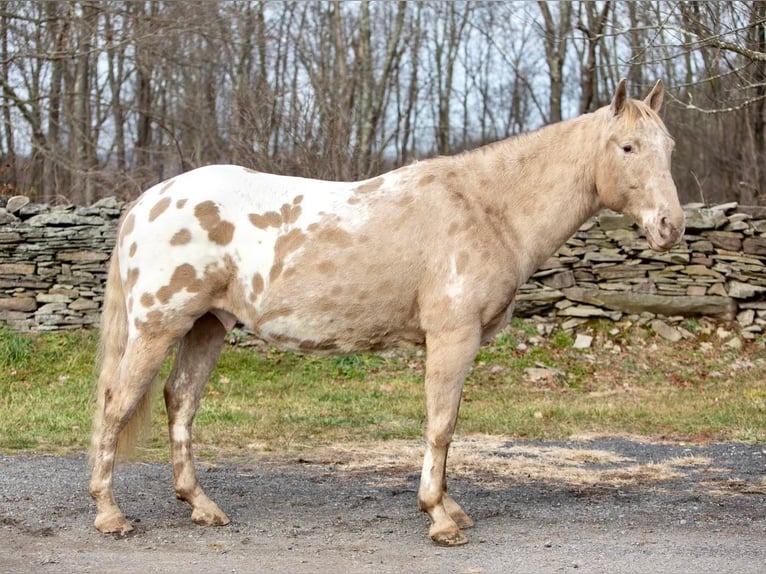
[658,215,675,240]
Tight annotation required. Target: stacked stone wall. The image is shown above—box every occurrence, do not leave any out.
[1,197,765,333]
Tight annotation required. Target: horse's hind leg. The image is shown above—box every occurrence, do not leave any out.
[90,333,176,533]
[164,312,229,527]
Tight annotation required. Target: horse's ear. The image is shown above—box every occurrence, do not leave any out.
[610,78,628,116]
[644,79,664,112]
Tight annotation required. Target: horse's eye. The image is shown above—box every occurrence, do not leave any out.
[622,144,633,153]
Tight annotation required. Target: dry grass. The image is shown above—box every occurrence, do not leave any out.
[286,435,716,489]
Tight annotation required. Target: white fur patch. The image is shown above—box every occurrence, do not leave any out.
[171,423,190,444]
[444,254,465,302]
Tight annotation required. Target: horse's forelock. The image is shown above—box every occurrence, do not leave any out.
[621,99,672,139]
[622,99,660,126]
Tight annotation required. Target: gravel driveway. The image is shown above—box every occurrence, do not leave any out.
[1,437,765,573]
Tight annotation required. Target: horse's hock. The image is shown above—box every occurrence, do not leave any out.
[0,196,764,333]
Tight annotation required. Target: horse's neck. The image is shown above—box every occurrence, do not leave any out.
[465,114,604,282]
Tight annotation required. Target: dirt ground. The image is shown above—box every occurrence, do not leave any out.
[1,436,765,574]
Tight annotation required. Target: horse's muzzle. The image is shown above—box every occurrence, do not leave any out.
[645,213,685,251]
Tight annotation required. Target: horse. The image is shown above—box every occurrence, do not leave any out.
[89,79,684,546]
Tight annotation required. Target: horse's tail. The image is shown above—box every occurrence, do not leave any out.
[90,246,149,464]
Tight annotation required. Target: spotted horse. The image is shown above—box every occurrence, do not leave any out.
[90,80,684,546]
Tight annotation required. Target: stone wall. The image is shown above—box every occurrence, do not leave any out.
[1,197,765,333]
[0,197,121,331]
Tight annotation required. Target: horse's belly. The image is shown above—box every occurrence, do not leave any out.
[252,290,424,354]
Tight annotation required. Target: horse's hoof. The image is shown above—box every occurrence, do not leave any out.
[445,504,474,529]
[430,526,468,547]
[191,506,230,527]
[95,512,134,534]
[451,512,474,530]
[443,494,474,529]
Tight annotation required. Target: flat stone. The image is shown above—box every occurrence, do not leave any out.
[91,196,121,209]
[558,304,610,318]
[689,240,714,254]
[705,231,742,252]
[0,231,21,242]
[594,264,663,280]
[35,302,68,314]
[683,265,725,280]
[560,318,588,331]
[0,208,19,224]
[525,366,565,384]
[562,286,738,320]
[35,293,71,304]
[17,203,46,218]
[639,250,690,264]
[55,250,109,262]
[713,202,739,213]
[650,319,682,342]
[598,211,635,230]
[737,309,755,327]
[573,333,593,349]
[0,263,35,275]
[605,229,636,242]
[541,270,575,290]
[742,237,766,255]
[583,250,626,263]
[727,280,766,299]
[684,208,727,230]
[26,212,106,227]
[725,336,743,350]
[726,220,750,232]
[68,297,99,311]
[515,289,564,303]
[0,297,37,312]
[5,195,30,213]
[707,282,728,297]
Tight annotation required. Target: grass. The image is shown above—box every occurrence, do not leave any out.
[1,318,765,458]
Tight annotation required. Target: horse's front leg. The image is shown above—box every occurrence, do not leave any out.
[418,325,481,546]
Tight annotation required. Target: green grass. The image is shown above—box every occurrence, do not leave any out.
[1,318,765,457]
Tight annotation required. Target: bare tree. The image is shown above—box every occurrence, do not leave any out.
[537,0,572,123]
[0,0,763,207]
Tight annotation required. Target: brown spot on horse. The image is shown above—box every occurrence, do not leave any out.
[269,229,306,283]
[149,197,172,222]
[251,273,264,298]
[170,229,192,246]
[280,202,302,225]
[158,180,176,195]
[316,226,352,247]
[125,268,139,291]
[194,201,236,245]
[317,260,337,274]
[119,214,136,247]
[354,177,383,194]
[156,264,202,305]
[249,211,282,229]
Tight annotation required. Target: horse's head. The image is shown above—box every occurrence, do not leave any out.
[595,79,684,252]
